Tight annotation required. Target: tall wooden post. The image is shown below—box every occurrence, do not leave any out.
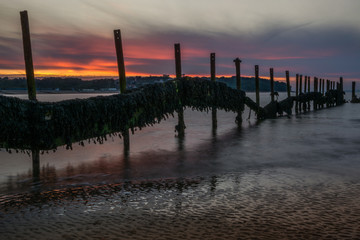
[114,29,129,153]
[339,77,344,104]
[299,75,303,111]
[255,65,260,107]
[20,11,36,101]
[234,58,242,90]
[175,43,182,79]
[234,58,242,125]
[352,82,356,101]
[322,79,325,95]
[270,68,274,102]
[304,76,307,93]
[314,77,318,110]
[326,80,330,108]
[295,74,299,113]
[210,53,216,81]
[211,53,217,130]
[307,76,311,111]
[174,43,185,137]
[20,11,40,182]
[286,71,291,98]
[114,29,126,94]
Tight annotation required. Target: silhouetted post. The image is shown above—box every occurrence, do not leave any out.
[255,65,260,107]
[326,80,330,108]
[322,79,325,95]
[339,77,344,104]
[299,75,303,111]
[234,58,242,125]
[295,74,299,113]
[307,76,311,110]
[210,53,217,130]
[352,82,356,101]
[303,76,307,111]
[114,29,130,153]
[175,43,182,79]
[286,71,291,98]
[211,53,216,81]
[174,43,185,137]
[114,29,126,94]
[270,68,274,102]
[20,11,36,101]
[314,77,318,110]
[20,11,40,182]
[234,58,242,90]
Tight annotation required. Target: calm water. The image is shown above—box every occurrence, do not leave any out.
[1,92,359,239]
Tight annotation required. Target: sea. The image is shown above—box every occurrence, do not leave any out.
[0,92,359,239]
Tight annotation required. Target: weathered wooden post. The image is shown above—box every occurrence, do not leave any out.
[299,75,303,111]
[352,81,356,101]
[114,29,130,153]
[326,80,330,108]
[174,43,185,137]
[234,58,242,124]
[20,11,37,101]
[20,11,40,182]
[211,53,217,130]
[295,74,299,113]
[234,58,242,90]
[286,71,291,98]
[314,77,318,110]
[270,68,274,102]
[175,43,182,79]
[307,76,311,110]
[339,77,344,104]
[322,79,325,95]
[255,65,260,108]
[304,76,307,93]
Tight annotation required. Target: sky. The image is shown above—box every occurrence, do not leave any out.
[0,0,359,87]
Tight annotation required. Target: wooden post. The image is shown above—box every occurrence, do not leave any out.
[299,75,303,111]
[20,11,40,182]
[352,82,356,101]
[210,53,217,129]
[255,65,260,107]
[322,79,325,95]
[114,29,126,94]
[286,71,291,98]
[175,43,182,79]
[270,68,274,102]
[234,58,242,90]
[174,43,185,137]
[339,77,344,104]
[326,80,330,108]
[20,11,36,101]
[307,76,311,111]
[304,76,307,93]
[210,53,216,81]
[314,77,318,110]
[234,58,242,125]
[114,29,130,153]
[295,74,299,113]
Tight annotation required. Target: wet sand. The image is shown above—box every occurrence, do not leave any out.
[1,169,360,239]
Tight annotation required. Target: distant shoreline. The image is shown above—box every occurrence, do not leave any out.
[0,90,119,95]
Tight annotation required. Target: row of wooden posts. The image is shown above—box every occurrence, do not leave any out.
[19,11,348,159]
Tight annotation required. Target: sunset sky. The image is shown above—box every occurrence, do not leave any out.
[0,0,359,87]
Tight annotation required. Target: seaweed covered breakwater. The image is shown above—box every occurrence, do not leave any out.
[0,78,254,151]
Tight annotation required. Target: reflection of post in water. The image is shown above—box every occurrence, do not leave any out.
[122,152,131,182]
[210,175,217,193]
[32,149,40,183]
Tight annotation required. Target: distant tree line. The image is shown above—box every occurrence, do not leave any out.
[0,76,288,92]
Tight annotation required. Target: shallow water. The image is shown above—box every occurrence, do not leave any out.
[1,92,360,239]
